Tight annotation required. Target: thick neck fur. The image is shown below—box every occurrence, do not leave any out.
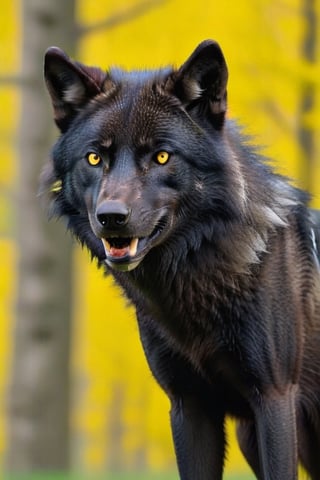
[122,122,306,283]
[113,122,308,324]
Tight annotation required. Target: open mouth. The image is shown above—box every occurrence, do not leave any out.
[101,217,168,272]
[102,237,139,260]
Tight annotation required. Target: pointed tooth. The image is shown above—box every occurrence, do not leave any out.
[101,239,111,255]
[129,238,139,257]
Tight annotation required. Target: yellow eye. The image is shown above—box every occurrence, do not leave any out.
[156,151,170,165]
[87,152,102,166]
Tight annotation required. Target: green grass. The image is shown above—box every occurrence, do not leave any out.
[2,473,254,480]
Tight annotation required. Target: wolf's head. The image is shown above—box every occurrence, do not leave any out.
[41,41,239,272]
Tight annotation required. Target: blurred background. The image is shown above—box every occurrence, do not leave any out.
[0,0,319,479]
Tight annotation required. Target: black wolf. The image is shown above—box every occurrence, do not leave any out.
[42,41,320,479]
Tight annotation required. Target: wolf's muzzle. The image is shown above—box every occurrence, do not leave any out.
[96,200,131,230]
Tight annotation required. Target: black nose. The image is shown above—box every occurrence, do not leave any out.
[96,200,131,229]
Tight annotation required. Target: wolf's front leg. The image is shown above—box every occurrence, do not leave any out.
[253,386,298,480]
[170,395,225,480]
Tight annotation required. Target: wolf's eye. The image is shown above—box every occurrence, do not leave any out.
[155,151,170,165]
[87,152,102,166]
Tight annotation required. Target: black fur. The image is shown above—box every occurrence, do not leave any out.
[42,41,320,479]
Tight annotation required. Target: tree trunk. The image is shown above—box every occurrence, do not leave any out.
[6,0,76,471]
[298,0,317,190]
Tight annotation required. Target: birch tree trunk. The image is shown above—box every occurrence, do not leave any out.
[6,0,76,471]
[298,0,317,190]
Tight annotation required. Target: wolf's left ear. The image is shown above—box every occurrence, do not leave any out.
[169,40,228,129]
[44,47,106,132]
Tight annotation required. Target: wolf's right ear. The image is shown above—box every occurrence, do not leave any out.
[168,40,228,130]
[44,47,106,132]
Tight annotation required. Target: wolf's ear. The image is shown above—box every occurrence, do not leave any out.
[169,40,228,129]
[44,47,106,132]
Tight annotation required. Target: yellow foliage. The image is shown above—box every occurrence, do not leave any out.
[0,0,319,475]
[0,241,15,459]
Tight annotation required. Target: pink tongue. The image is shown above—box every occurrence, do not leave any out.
[109,246,130,258]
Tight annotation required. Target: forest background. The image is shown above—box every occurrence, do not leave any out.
[0,0,319,478]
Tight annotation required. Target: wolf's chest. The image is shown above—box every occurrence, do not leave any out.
[139,272,245,366]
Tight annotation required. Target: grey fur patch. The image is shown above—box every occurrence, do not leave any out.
[63,82,85,104]
[183,77,203,101]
